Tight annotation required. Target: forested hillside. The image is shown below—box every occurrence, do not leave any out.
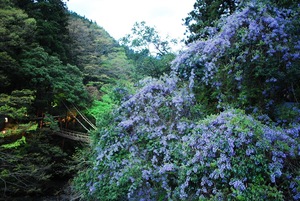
[0,0,136,128]
[1,0,300,200]
[0,0,137,198]
[68,13,134,87]
[0,0,89,121]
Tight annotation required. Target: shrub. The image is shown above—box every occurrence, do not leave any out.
[75,75,300,200]
[177,109,300,200]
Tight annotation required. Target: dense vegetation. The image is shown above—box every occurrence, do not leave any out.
[73,0,300,200]
[1,0,300,200]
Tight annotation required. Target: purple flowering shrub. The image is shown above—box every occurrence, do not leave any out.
[172,1,300,117]
[75,75,200,200]
[75,74,300,200]
[178,109,300,200]
[274,102,300,127]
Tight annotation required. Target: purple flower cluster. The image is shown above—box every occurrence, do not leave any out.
[88,105,300,200]
[87,75,198,200]
[178,109,300,199]
[171,0,300,112]
[118,75,195,132]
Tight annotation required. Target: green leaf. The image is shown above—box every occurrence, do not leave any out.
[1,136,26,149]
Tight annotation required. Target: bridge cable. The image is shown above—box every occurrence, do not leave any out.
[72,103,97,130]
[62,101,90,132]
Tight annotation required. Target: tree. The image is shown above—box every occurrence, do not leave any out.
[68,13,117,71]
[184,0,242,43]
[19,47,90,109]
[120,21,177,56]
[184,0,299,44]
[0,89,35,120]
[120,21,176,79]
[14,0,71,63]
[0,0,36,93]
[173,0,300,118]
[130,51,175,79]
[99,47,134,81]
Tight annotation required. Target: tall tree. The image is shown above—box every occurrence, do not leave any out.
[184,0,242,43]
[120,21,177,57]
[120,21,176,79]
[14,0,71,63]
[184,0,299,44]
[0,0,36,93]
[19,47,90,110]
[174,0,300,116]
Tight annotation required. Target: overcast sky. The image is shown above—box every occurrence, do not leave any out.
[66,0,195,42]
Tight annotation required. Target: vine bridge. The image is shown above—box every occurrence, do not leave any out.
[54,129,90,143]
[51,102,97,143]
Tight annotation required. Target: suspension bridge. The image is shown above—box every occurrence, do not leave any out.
[51,102,97,143]
[54,129,90,143]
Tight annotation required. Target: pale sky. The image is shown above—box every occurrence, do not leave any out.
[66,0,195,43]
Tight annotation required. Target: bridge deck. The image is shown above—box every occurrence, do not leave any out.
[54,129,90,143]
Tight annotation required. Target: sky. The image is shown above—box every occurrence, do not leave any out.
[66,0,195,43]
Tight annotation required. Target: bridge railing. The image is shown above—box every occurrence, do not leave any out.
[54,129,90,143]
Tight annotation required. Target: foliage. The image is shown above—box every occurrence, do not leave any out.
[14,0,71,63]
[0,122,37,137]
[177,110,300,200]
[0,1,36,93]
[0,89,35,120]
[68,13,133,89]
[184,0,242,43]
[120,21,177,56]
[131,50,175,80]
[0,0,144,199]
[99,47,134,81]
[120,21,176,79]
[1,0,90,116]
[20,47,90,107]
[68,12,116,70]
[0,131,70,197]
[44,114,60,131]
[3,0,300,200]
[183,0,298,44]
[173,0,300,119]
[1,136,26,149]
[87,96,113,124]
[73,75,196,200]
[74,75,300,200]
[86,80,135,130]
